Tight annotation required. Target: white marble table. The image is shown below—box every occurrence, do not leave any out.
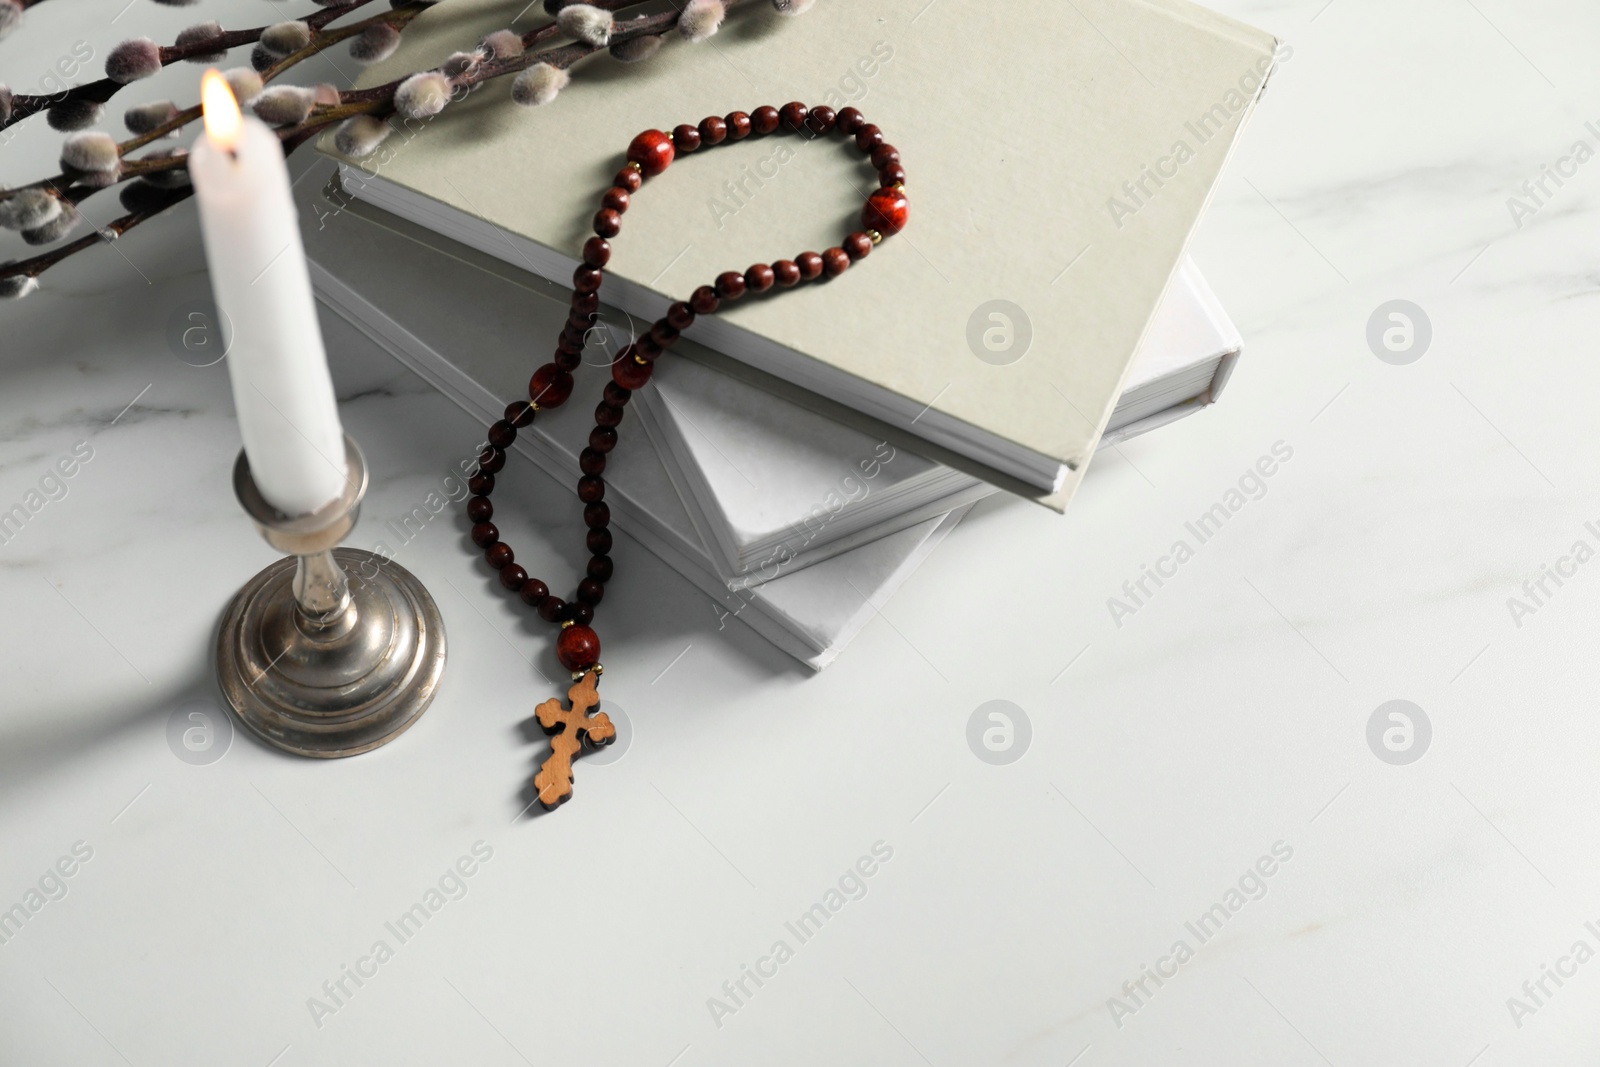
[2,0,1597,1063]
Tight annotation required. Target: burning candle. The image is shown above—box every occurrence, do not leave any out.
[189,70,346,517]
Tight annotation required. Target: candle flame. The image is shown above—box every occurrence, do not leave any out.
[201,69,242,151]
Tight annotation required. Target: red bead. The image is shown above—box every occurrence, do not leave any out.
[806,106,836,135]
[554,349,583,372]
[594,402,623,428]
[863,186,908,235]
[855,123,884,150]
[698,115,727,145]
[745,263,775,292]
[584,502,610,529]
[751,105,780,135]
[843,232,873,260]
[667,301,695,330]
[603,381,632,407]
[538,596,567,622]
[574,265,603,293]
[772,259,801,287]
[725,111,751,140]
[520,577,549,607]
[879,163,907,188]
[587,528,613,554]
[468,471,495,495]
[579,448,607,476]
[477,447,505,474]
[869,143,900,170]
[582,237,610,267]
[487,420,516,449]
[822,248,850,276]
[836,106,865,134]
[796,251,824,280]
[587,555,613,581]
[556,623,601,671]
[673,123,701,152]
[779,101,808,132]
[690,285,719,314]
[602,186,630,214]
[572,291,600,314]
[529,365,575,407]
[471,521,499,548]
[626,129,674,176]
[613,167,642,193]
[613,356,653,390]
[576,577,605,606]
[589,426,617,453]
[593,209,621,238]
[569,603,593,626]
[715,271,747,299]
[467,496,493,522]
[577,476,605,503]
[649,321,679,348]
[505,401,535,428]
[499,564,528,591]
[485,541,514,569]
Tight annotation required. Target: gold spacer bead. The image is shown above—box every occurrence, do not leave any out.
[560,619,574,629]
[573,662,603,682]
[633,354,648,365]
[627,161,643,173]
[893,182,905,191]
[528,402,540,412]
[867,229,883,245]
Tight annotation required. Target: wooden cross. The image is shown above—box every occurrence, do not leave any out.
[533,669,615,810]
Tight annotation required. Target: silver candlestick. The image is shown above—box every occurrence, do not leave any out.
[216,435,446,757]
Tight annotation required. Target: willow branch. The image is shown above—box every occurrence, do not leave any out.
[1,0,378,130]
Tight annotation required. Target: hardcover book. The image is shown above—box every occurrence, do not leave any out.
[318,0,1278,510]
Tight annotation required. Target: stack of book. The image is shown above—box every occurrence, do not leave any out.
[301,0,1274,668]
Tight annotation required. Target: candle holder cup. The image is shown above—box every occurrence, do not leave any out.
[217,436,446,757]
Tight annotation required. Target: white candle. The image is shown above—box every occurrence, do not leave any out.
[190,70,347,517]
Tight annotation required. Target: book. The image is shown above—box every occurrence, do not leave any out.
[635,258,1241,589]
[299,165,968,670]
[318,0,1277,509]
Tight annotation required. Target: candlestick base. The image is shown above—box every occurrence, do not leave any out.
[216,438,447,758]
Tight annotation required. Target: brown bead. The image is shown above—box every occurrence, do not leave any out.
[613,357,653,390]
[715,271,747,299]
[468,471,495,495]
[555,623,601,671]
[772,259,801,287]
[636,335,662,361]
[499,564,527,591]
[554,349,582,372]
[854,123,883,151]
[589,426,618,454]
[690,285,720,314]
[582,237,610,267]
[698,114,728,145]
[505,401,535,428]
[592,209,621,238]
[572,290,600,315]
[603,381,632,407]
[537,595,566,622]
[779,101,808,132]
[487,419,516,449]
[836,106,865,134]
[744,263,775,292]
[587,528,613,554]
[725,110,751,140]
[822,248,850,276]
[519,577,549,607]
[649,321,679,348]
[576,578,605,606]
[751,105,780,135]
[602,186,630,214]
[573,264,603,293]
[879,163,907,188]
[579,447,607,476]
[587,555,613,582]
[843,232,873,260]
[478,446,506,474]
[577,476,605,503]
[466,495,493,522]
[806,106,836,135]
[869,143,900,170]
[863,186,909,235]
[594,402,623,428]
[485,541,514,569]
[568,603,594,626]
[796,251,824,280]
[529,365,575,407]
[667,301,695,330]
[672,123,701,153]
[584,502,610,529]
[471,521,499,548]
[613,167,642,193]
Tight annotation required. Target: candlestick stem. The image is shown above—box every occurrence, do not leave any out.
[294,549,352,624]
